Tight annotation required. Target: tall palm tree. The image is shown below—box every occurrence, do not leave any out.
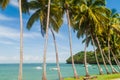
[72,0,110,76]
[95,36,110,74]
[62,0,79,78]
[84,33,90,77]
[18,0,24,80]
[50,28,63,80]
[0,0,26,80]
[26,0,63,80]
[42,0,51,79]
[91,34,103,75]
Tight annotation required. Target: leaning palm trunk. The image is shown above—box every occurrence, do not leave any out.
[91,34,103,75]
[18,0,23,80]
[84,34,90,77]
[111,50,120,71]
[42,0,51,80]
[50,29,63,80]
[66,8,79,79]
[106,35,118,73]
[116,59,120,67]
[108,33,111,61]
[102,50,118,73]
[95,36,110,74]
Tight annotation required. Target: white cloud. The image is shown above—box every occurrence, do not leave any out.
[0,55,41,63]
[0,40,13,45]
[10,0,18,7]
[0,26,41,42]
[0,14,16,21]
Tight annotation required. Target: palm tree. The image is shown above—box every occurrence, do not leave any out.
[72,0,111,76]
[62,0,79,78]
[26,0,63,80]
[0,0,26,80]
[18,0,24,80]
[42,0,50,79]
[50,28,63,80]
[95,36,110,74]
[91,34,103,75]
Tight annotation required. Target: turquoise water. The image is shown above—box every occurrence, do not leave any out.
[0,63,119,80]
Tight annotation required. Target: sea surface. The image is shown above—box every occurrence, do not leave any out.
[0,63,119,80]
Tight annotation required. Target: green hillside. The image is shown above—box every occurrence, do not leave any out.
[66,51,120,64]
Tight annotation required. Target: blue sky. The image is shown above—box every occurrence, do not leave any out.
[0,0,120,63]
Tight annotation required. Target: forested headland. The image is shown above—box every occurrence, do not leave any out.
[66,51,120,64]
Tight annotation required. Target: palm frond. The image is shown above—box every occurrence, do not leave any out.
[22,0,29,14]
[92,0,106,7]
[0,0,9,10]
[27,9,40,30]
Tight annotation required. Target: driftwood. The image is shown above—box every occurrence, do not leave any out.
[83,76,97,80]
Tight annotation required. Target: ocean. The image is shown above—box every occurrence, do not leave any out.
[0,63,119,80]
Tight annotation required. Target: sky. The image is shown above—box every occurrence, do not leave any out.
[0,0,120,63]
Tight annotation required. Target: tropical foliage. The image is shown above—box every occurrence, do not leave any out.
[0,0,120,80]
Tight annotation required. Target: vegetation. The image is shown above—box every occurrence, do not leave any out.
[66,51,120,64]
[64,73,120,80]
[0,0,120,80]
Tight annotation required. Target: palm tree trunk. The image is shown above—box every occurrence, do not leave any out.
[84,34,90,77]
[103,50,118,73]
[42,0,51,80]
[50,29,63,80]
[91,34,103,75]
[66,8,79,79]
[106,33,118,73]
[108,38,111,62]
[18,0,23,80]
[111,50,120,71]
[95,36,110,74]
[116,59,120,67]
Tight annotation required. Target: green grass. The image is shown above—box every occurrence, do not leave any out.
[64,73,120,80]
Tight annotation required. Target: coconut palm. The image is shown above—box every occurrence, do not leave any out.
[61,0,79,78]
[91,34,103,75]
[71,0,111,75]
[18,0,29,80]
[0,0,28,80]
[18,0,23,80]
[50,28,63,80]
[26,0,63,80]
[42,0,51,79]
[99,9,120,73]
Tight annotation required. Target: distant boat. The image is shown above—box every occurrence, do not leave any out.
[82,63,92,67]
[35,66,42,70]
[50,68,58,71]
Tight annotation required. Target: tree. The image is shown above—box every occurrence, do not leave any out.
[91,34,103,75]
[62,0,79,78]
[18,0,24,80]
[0,0,28,80]
[50,28,63,80]
[72,0,110,76]
[26,0,63,80]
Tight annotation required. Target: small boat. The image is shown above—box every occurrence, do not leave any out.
[50,68,58,71]
[35,66,42,70]
[82,63,92,67]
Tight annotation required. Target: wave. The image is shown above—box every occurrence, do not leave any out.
[35,66,42,70]
[49,67,58,71]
